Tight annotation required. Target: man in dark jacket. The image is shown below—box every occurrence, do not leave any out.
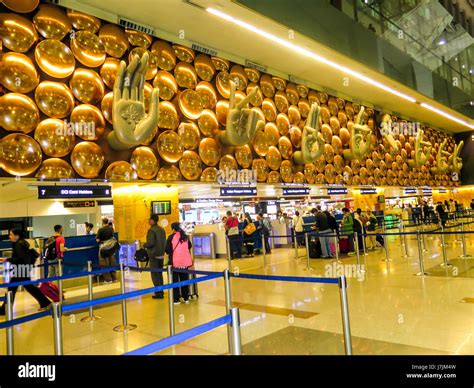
[0,229,51,315]
[143,214,166,299]
[315,206,332,259]
[96,218,117,283]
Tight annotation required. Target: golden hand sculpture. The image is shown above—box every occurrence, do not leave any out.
[107,53,160,150]
[380,114,398,152]
[342,106,372,160]
[429,139,449,174]
[217,80,264,146]
[408,128,432,169]
[448,141,463,173]
[293,104,325,164]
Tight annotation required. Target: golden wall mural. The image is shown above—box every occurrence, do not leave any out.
[0,1,463,188]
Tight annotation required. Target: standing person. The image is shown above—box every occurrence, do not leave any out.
[341,208,355,256]
[85,222,94,235]
[315,206,332,259]
[44,225,66,278]
[96,218,118,284]
[242,213,255,257]
[436,202,447,227]
[293,211,304,247]
[225,211,241,259]
[165,223,192,305]
[353,209,364,252]
[143,214,166,299]
[0,229,51,315]
[366,210,378,249]
[470,199,474,211]
[256,213,271,254]
[422,201,430,224]
[324,209,339,238]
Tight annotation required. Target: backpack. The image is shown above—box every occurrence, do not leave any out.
[42,237,58,261]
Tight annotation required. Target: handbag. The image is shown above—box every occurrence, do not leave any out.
[244,222,256,235]
[100,237,119,257]
[134,248,149,263]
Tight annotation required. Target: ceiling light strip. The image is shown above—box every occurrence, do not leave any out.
[420,103,474,129]
[207,7,474,129]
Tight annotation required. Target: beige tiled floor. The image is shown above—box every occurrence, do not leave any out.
[0,223,473,355]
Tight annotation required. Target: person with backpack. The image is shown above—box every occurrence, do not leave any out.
[0,229,51,315]
[43,225,66,278]
[96,218,118,284]
[143,214,166,299]
[242,213,256,257]
[165,222,193,305]
[366,210,378,249]
[256,213,271,254]
[225,211,241,259]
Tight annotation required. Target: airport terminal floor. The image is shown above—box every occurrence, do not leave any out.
[1,221,472,356]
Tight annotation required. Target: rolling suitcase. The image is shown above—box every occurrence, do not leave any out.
[376,234,384,247]
[339,237,350,253]
[188,267,199,299]
[308,237,322,258]
[39,281,64,303]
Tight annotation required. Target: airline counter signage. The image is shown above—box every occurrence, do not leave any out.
[422,188,432,196]
[38,186,112,199]
[282,188,310,196]
[220,187,257,196]
[404,188,417,195]
[327,188,348,195]
[360,188,377,195]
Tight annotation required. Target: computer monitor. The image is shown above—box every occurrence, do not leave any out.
[151,200,172,215]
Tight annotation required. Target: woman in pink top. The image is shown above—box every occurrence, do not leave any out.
[165,222,193,305]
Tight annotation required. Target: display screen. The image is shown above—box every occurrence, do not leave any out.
[38,185,111,199]
[267,205,278,214]
[328,188,348,195]
[377,195,385,203]
[151,201,171,215]
[282,187,310,195]
[360,189,377,195]
[220,187,257,196]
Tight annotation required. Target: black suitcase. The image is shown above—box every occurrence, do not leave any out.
[308,237,322,258]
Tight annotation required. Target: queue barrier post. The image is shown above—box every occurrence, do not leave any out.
[261,234,267,267]
[6,291,14,355]
[460,222,472,258]
[52,302,63,355]
[113,262,137,332]
[305,233,310,270]
[338,276,352,355]
[333,235,342,264]
[230,307,242,356]
[81,261,101,322]
[382,223,392,262]
[226,236,231,270]
[421,223,428,252]
[58,260,64,304]
[354,232,363,273]
[361,230,368,256]
[167,266,175,336]
[439,228,452,268]
[293,229,298,259]
[415,231,429,276]
[223,269,233,354]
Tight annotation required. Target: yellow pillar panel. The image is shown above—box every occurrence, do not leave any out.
[112,184,179,242]
[352,189,385,211]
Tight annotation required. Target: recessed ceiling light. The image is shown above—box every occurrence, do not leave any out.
[438,39,446,45]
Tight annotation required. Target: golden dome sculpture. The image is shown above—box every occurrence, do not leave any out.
[179,150,202,180]
[35,81,74,118]
[0,133,42,176]
[219,154,238,171]
[286,83,299,105]
[280,160,294,183]
[130,146,159,180]
[244,67,260,83]
[3,0,39,13]
[151,40,176,71]
[67,9,101,32]
[0,13,38,52]
[99,24,129,58]
[194,54,215,82]
[70,104,106,141]
[201,167,218,182]
[35,158,74,179]
[252,158,268,182]
[275,90,289,113]
[211,56,229,71]
[0,93,39,134]
[70,68,104,105]
[157,165,182,182]
[157,101,179,130]
[178,122,201,150]
[34,118,75,157]
[126,28,152,48]
[229,64,248,90]
[278,136,293,160]
[259,74,275,98]
[0,52,39,93]
[35,38,75,78]
[33,3,71,40]
[70,30,106,67]
[199,137,221,167]
[195,81,217,109]
[198,109,219,137]
[105,161,138,181]
[178,89,204,120]
[266,146,282,171]
[70,141,104,178]
[276,113,290,136]
[172,44,195,63]
[235,144,253,169]
[156,130,184,163]
[153,70,178,101]
[174,61,198,89]
[100,57,121,90]
[262,98,277,122]
[101,91,113,124]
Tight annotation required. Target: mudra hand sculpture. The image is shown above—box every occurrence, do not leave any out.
[107,53,160,150]
[342,106,372,160]
[448,141,463,173]
[408,128,432,169]
[217,80,264,146]
[380,113,398,152]
[293,104,325,164]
